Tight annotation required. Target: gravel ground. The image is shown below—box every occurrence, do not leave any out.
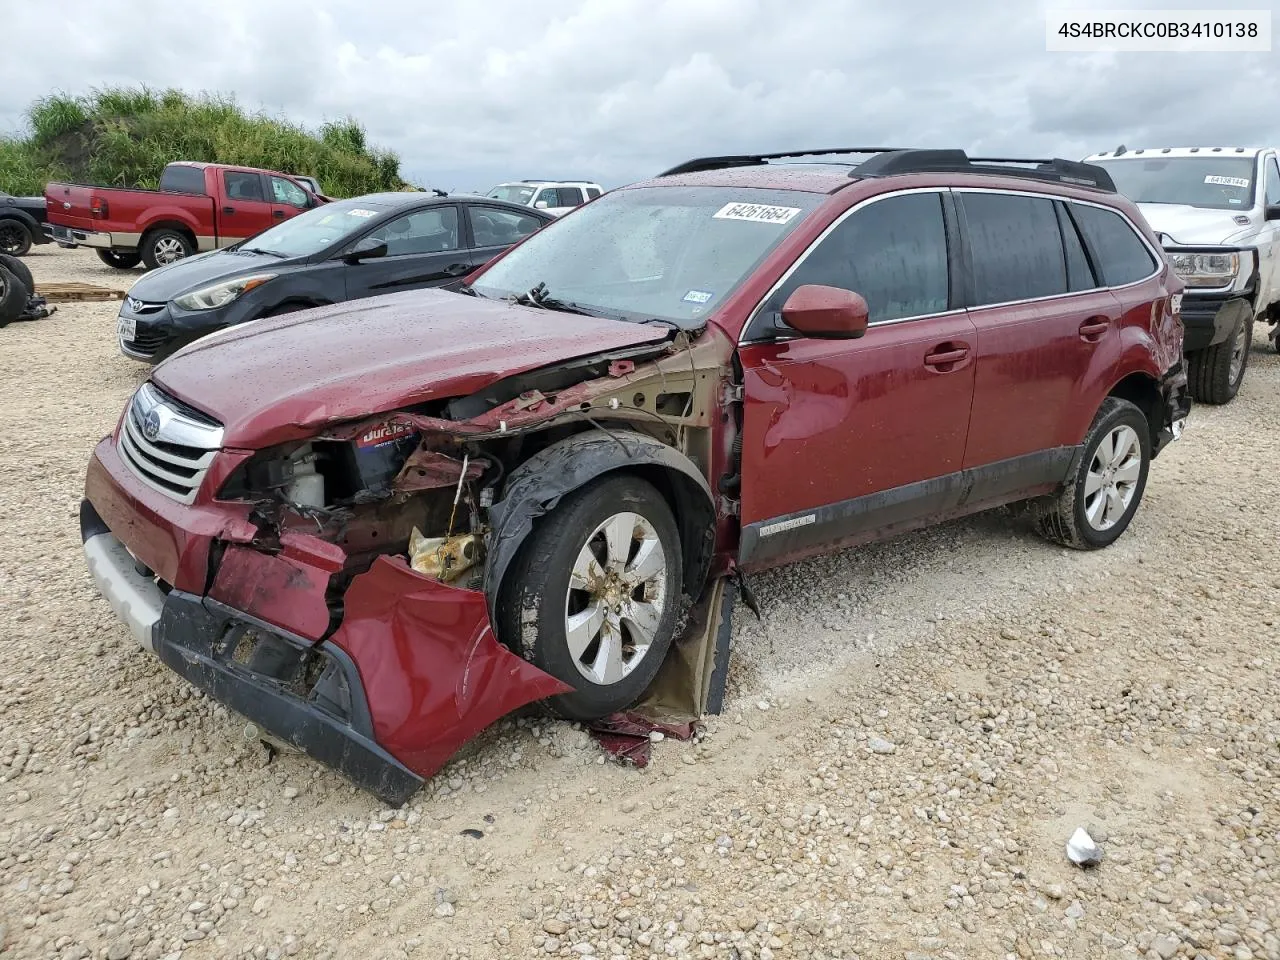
[2,245,1278,960]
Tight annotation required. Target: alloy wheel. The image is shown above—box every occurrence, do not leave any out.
[154,237,187,264]
[1083,424,1142,532]
[1229,319,1249,386]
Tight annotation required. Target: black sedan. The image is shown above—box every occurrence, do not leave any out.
[0,189,52,257]
[115,192,553,363]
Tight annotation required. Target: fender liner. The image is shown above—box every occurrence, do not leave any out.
[483,430,717,621]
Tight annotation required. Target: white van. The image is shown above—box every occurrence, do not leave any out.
[485,180,603,217]
[1085,146,1280,403]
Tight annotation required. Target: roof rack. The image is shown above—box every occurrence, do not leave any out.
[659,148,1116,192]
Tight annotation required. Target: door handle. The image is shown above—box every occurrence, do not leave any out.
[443,263,471,277]
[923,344,970,369]
[1079,316,1110,341]
[222,206,235,215]
[272,210,285,219]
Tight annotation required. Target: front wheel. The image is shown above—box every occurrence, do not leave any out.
[96,249,142,270]
[1033,397,1151,550]
[140,229,194,270]
[497,474,682,721]
[1188,314,1251,404]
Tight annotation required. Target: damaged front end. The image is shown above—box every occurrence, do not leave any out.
[82,327,738,804]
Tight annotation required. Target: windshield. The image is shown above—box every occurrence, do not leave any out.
[1093,156,1257,210]
[470,186,821,327]
[233,199,391,257]
[487,185,536,204]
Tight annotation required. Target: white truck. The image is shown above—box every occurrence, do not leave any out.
[485,180,603,216]
[1085,146,1280,404]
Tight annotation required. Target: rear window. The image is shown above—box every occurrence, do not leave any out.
[960,193,1066,306]
[1069,204,1156,287]
[159,165,206,195]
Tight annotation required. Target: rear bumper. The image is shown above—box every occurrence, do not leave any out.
[45,224,115,248]
[1180,294,1251,353]
[1153,362,1192,458]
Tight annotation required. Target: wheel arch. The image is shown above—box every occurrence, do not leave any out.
[140,220,197,250]
[484,429,716,621]
[1105,370,1163,451]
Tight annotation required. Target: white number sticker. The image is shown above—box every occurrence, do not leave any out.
[713,202,801,224]
[347,208,378,218]
[1204,175,1250,188]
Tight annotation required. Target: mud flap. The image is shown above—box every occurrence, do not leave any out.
[631,576,734,722]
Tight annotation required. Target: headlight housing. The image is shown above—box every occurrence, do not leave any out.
[173,273,277,311]
[1166,252,1238,289]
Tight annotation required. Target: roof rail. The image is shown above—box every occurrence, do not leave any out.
[659,147,1116,192]
[850,150,1116,191]
[658,148,903,178]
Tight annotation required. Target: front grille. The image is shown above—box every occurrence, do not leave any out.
[124,298,166,316]
[118,383,224,504]
[123,329,168,355]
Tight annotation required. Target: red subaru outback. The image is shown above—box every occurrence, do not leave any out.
[81,149,1190,804]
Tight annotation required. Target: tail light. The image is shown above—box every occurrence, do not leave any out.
[90,196,109,219]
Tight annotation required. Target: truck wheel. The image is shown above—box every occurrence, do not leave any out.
[0,266,27,327]
[0,220,32,257]
[0,254,34,296]
[1033,397,1151,551]
[497,474,682,721]
[141,230,194,270]
[1188,314,1251,404]
[96,249,142,270]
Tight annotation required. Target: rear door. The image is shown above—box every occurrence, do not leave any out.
[737,190,978,568]
[267,175,313,226]
[463,203,547,270]
[957,190,1126,481]
[343,204,469,298]
[218,170,276,243]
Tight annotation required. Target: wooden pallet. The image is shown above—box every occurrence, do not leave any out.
[33,282,128,303]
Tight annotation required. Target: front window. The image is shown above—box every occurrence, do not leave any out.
[487,184,536,205]
[470,186,821,327]
[232,199,391,258]
[270,176,309,208]
[1093,156,1257,210]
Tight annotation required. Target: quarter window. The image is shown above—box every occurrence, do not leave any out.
[766,192,950,325]
[224,171,265,203]
[1069,204,1156,287]
[960,193,1066,305]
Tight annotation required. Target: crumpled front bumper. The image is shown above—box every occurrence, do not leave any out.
[80,497,570,806]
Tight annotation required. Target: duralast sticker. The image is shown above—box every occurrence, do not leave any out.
[1204,175,1250,188]
[712,202,801,224]
[357,422,417,448]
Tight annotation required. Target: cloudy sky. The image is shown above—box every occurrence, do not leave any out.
[3,0,1278,192]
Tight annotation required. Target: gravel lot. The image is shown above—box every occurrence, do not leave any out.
[2,246,1278,960]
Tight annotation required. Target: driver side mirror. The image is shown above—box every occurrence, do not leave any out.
[1265,204,1280,222]
[780,284,869,339]
[342,236,388,264]
[533,199,550,209]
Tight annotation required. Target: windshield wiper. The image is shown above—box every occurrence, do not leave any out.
[239,247,287,258]
[507,282,595,316]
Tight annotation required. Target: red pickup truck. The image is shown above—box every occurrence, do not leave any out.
[44,162,326,270]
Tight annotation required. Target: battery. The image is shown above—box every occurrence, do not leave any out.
[342,421,420,493]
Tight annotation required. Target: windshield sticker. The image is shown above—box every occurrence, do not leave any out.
[713,202,801,225]
[1205,175,1250,188]
[347,208,378,218]
[683,289,714,304]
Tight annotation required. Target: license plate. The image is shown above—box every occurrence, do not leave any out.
[1171,417,1186,440]
[118,315,136,341]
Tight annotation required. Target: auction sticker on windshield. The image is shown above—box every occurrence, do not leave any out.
[347,209,378,218]
[713,202,801,224]
[1205,175,1250,187]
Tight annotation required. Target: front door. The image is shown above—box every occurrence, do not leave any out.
[220,170,276,243]
[267,175,313,227]
[343,205,471,298]
[737,190,977,569]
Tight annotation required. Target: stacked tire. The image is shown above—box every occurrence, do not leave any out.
[0,253,35,327]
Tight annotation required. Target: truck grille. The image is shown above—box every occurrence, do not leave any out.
[118,383,224,504]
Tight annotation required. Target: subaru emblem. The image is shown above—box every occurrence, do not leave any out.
[143,408,162,441]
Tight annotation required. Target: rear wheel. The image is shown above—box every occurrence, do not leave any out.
[1033,397,1151,550]
[96,249,142,270]
[1188,313,1251,404]
[0,254,34,296]
[141,229,194,270]
[0,266,27,327]
[497,475,682,721]
[0,220,32,257]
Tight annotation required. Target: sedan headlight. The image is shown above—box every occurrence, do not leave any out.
[173,273,277,311]
[1166,252,1238,288]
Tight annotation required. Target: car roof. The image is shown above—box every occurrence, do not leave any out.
[1085,146,1267,161]
[330,192,552,216]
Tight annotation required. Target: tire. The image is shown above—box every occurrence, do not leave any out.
[1188,313,1251,404]
[0,266,27,327]
[0,220,32,257]
[496,474,683,721]
[96,249,142,270]
[0,254,34,296]
[261,302,310,319]
[1033,397,1151,550]
[140,229,194,270]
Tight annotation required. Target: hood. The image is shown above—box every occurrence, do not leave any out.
[127,248,290,301]
[152,289,672,448]
[1136,202,1258,246]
